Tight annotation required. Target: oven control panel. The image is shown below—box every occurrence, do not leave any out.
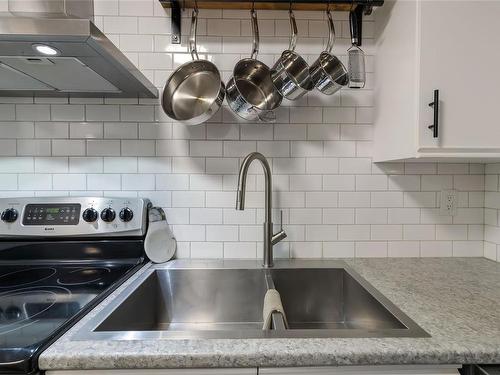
[23,203,81,226]
[0,197,150,237]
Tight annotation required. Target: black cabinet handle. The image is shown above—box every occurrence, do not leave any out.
[428,89,439,138]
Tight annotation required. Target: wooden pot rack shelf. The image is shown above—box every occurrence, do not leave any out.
[159,0,383,44]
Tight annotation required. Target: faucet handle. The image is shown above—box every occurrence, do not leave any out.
[272,210,287,246]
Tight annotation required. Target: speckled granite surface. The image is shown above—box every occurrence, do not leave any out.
[39,258,500,370]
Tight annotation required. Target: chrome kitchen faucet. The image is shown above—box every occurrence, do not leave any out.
[236,152,287,268]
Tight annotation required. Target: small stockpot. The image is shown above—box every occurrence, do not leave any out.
[161,8,225,125]
[226,9,282,123]
[271,9,314,101]
[309,9,349,95]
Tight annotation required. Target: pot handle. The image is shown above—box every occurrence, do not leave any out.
[248,106,276,123]
[189,8,199,60]
[288,9,298,51]
[250,9,259,59]
[325,9,335,54]
[257,109,276,123]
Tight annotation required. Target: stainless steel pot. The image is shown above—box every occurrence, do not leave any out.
[161,9,225,126]
[309,9,349,95]
[226,9,282,123]
[271,9,314,101]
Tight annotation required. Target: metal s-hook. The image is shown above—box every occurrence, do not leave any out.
[188,1,199,60]
[250,5,259,59]
[325,6,335,54]
[288,3,298,51]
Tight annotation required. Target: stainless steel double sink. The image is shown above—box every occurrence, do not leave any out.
[75,260,429,340]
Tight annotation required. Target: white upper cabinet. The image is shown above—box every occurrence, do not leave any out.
[373,0,500,162]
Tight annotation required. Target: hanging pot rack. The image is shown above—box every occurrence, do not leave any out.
[159,0,383,44]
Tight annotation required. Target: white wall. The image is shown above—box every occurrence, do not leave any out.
[484,164,500,262]
[0,0,486,259]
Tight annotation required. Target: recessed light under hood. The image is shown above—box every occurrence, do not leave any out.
[0,0,158,98]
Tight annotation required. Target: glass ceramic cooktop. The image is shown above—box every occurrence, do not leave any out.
[0,263,133,363]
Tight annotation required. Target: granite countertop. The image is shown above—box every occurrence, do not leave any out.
[39,257,500,370]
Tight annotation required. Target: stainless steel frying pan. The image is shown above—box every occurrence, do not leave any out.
[162,8,225,126]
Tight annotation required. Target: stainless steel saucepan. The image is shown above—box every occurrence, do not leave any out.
[226,9,282,123]
[271,9,314,100]
[162,8,225,126]
[309,9,349,95]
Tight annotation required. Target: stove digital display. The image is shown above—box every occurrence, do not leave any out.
[23,204,81,226]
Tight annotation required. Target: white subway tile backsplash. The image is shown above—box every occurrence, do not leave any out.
[87,140,120,156]
[452,241,483,257]
[172,191,205,207]
[355,241,387,257]
[257,141,290,157]
[454,175,485,191]
[0,140,16,156]
[0,174,17,190]
[223,208,256,225]
[356,175,387,191]
[205,225,238,242]
[289,208,322,224]
[70,122,103,139]
[86,105,120,122]
[403,225,435,241]
[436,225,468,241]
[339,158,371,174]
[339,192,370,207]
[122,140,155,156]
[290,242,322,258]
[52,140,86,156]
[87,174,121,190]
[16,105,50,121]
[0,4,490,262]
[190,208,223,224]
[70,157,103,173]
[18,174,51,190]
[51,105,85,122]
[172,157,205,174]
[420,241,452,257]
[122,174,155,190]
[104,122,137,139]
[17,140,51,156]
[308,124,340,141]
[290,175,322,191]
[0,122,34,139]
[35,122,68,139]
[52,174,86,190]
[35,157,68,173]
[355,208,387,224]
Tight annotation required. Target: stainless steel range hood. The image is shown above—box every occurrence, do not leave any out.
[0,0,158,98]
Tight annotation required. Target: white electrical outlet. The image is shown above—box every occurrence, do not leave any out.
[440,190,457,216]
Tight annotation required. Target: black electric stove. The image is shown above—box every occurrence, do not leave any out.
[0,197,153,374]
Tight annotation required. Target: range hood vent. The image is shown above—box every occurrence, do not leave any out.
[0,0,158,98]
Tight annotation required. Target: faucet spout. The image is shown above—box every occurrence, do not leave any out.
[236,152,286,268]
[236,189,244,210]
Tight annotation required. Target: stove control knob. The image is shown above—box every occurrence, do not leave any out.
[100,208,116,223]
[1,208,18,223]
[82,208,98,223]
[119,207,134,222]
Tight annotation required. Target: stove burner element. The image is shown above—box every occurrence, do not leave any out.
[57,267,110,285]
[0,268,56,288]
[0,286,71,336]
